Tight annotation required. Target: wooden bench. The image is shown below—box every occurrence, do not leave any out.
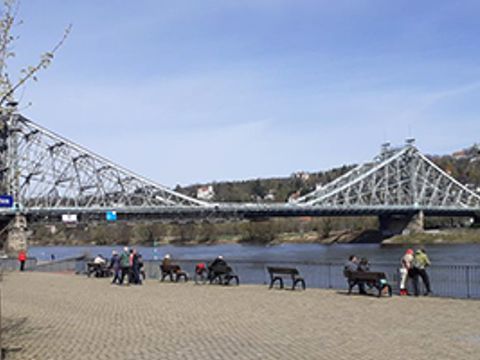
[208,263,239,286]
[159,264,188,282]
[344,271,392,297]
[267,267,306,290]
[86,262,112,278]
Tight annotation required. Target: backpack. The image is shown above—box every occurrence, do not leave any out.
[412,256,422,270]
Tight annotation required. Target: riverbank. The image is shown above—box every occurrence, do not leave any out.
[383,228,480,245]
[3,272,479,360]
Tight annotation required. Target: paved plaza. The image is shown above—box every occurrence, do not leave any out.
[2,272,480,360]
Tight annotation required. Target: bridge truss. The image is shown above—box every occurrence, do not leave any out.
[295,143,480,210]
[0,113,478,218]
[0,114,208,210]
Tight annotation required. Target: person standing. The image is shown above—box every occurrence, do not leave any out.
[109,251,121,285]
[412,248,432,296]
[131,249,141,285]
[399,249,414,296]
[119,247,130,285]
[138,254,145,281]
[18,250,27,271]
[128,249,135,284]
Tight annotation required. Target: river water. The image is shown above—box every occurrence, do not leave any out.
[29,243,480,265]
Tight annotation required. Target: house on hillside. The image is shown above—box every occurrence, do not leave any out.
[197,185,215,200]
[292,171,310,181]
[452,150,467,160]
[264,190,276,201]
[288,191,301,203]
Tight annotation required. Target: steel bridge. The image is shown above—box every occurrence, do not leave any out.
[1,113,479,250]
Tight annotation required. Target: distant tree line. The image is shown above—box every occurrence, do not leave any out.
[29,216,379,246]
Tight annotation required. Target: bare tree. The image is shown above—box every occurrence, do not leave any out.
[0,0,71,111]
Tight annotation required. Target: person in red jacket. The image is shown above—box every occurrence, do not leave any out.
[18,250,27,271]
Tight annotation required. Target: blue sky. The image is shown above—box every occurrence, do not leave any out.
[8,0,480,186]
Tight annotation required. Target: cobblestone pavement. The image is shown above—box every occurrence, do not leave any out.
[2,272,480,360]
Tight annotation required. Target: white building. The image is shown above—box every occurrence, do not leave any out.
[197,185,215,200]
[292,171,310,181]
[288,191,301,203]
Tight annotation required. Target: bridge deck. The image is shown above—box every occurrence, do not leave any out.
[0,204,478,222]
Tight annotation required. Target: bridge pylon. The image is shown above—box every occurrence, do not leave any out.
[293,141,480,238]
[5,213,27,253]
[379,211,424,237]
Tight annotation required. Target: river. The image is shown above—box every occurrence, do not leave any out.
[29,243,480,265]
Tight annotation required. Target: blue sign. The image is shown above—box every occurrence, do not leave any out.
[106,211,117,221]
[0,195,13,208]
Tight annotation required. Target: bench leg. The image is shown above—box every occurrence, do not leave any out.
[269,277,283,289]
[378,284,392,297]
[293,278,305,291]
[210,274,220,285]
[227,275,239,286]
[177,273,188,282]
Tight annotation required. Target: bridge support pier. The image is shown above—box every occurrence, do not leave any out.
[472,214,480,228]
[5,214,28,254]
[379,211,424,237]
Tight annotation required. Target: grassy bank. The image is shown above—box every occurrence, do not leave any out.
[382,229,480,245]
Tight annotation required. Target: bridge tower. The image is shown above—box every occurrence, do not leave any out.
[294,140,480,237]
[0,107,28,253]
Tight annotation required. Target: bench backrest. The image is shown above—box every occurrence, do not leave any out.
[267,267,299,276]
[88,262,108,269]
[346,271,386,281]
[210,263,232,274]
[160,264,181,273]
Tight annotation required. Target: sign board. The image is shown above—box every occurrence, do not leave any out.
[0,195,13,208]
[62,214,78,223]
[106,211,117,221]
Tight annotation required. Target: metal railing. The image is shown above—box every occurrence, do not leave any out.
[12,257,480,299]
[141,259,480,299]
[0,258,37,271]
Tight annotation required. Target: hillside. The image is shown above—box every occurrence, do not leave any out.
[177,165,353,203]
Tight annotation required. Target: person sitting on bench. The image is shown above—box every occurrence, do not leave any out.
[357,257,370,271]
[344,255,366,294]
[93,254,107,265]
[357,257,372,290]
[162,254,171,268]
[209,255,227,269]
[208,256,228,280]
